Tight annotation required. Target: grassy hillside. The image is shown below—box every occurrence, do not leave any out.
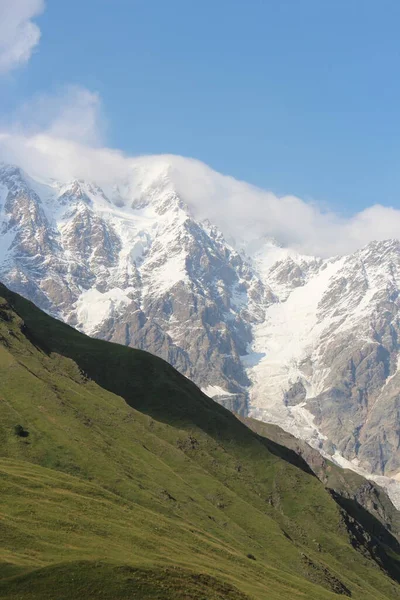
[1,283,400,599]
[239,415,400,543]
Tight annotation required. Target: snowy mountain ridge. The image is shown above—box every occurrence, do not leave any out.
[1,159,400,506]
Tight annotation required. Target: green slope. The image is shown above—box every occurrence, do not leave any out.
[239,415,400,543]
[0,283,400,599]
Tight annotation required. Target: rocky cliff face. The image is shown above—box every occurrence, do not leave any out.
[1,160,400,492]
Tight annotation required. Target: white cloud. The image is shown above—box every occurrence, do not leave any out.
[167,159,400,257]
[8,85,105,146]
[0,0,45,74]
[0,85,399,258]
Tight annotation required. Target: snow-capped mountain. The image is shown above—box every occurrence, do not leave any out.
[0,161,271,413]
[1,159,400,502]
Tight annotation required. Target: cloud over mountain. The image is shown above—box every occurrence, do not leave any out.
[0,84,399,258]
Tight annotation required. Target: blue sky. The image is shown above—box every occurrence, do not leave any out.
[1,0,400,214]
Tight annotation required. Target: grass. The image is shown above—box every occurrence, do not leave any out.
[0,283,400,598]
[240,415,400,541]
[0,561,254,600]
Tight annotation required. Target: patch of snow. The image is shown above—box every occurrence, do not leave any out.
[143,251,188,296]
[75,288,134,335]
[249,401,328,451]
[202,385,234,398]
[332,451,400,510]
[241,351,266,368]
